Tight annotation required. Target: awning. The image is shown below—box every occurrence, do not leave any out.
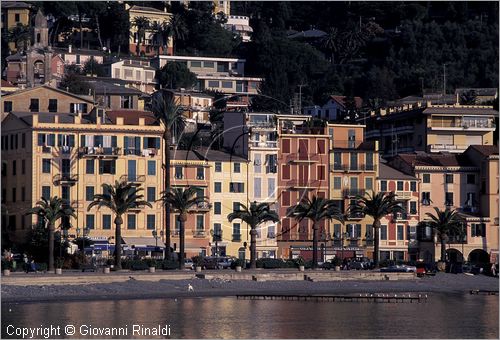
[122,237,166,248]
[93,244,114,251]
[89,236,109,243]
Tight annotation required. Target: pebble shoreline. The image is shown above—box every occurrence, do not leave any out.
[2,273,498,303]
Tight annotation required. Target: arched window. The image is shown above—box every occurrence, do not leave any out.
[37,33,41,43]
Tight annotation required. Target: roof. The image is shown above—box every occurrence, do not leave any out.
[396,153,474,168]
[1,79,15,87]
[466,145,499,157]
[34,9,47,28]
[195,147,247,162]
[330,95,363,109]
[156,55,245,63]
[6,52,23,61]
[1,1,31,9]
[53,47,105,57]
[423,106,498,115]
[171,149,205,161]
[288,29,327,39]
[378,163,416,180]
[2,84,94,103]
[455,88,498,97]
[122,237,165,248]
[129,5,167,14]
[104,110,157,125]
[85,80,144,95]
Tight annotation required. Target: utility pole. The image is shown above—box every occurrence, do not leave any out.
[297,84,307,115]
[443,64,446,97]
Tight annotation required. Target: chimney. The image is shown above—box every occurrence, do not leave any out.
[68,45,72,53]
[139,117,145,126]
[116,117,124,125]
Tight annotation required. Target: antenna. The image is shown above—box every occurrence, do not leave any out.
[297,84,307,115]
[443,64,446,98]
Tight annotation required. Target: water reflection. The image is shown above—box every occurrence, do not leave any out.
[2,294,498,339]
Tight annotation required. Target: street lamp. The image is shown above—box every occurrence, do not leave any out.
[336,231,350,262]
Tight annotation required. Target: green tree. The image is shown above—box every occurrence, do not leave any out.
[322,27,339,64]
[348,192,403,268]
[228,202,279,269]
[164,14,188,55]
[422,208,463,262]
[26,197,76,272]
[151,90,187,260]
[88,181,151,269]
[59,65,90,95]
[155,62,197,90]
[131,16,151,56]
[159,186,208,269]
[82,57,106,77]
[287,196,344,269]
[7,24,31,52]
[460,90,477,105]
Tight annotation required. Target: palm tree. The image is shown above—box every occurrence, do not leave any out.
[423,207,463,262]
[228,201,279,269]
[165,14,188,55]
[287,195,344,269]
[26,197,76,272]
[151,90,186,260]
[348,192,403,268]
[88,181,151,270]
[159,186,209,269]
[322,27,339,64]
[131,16,150,56]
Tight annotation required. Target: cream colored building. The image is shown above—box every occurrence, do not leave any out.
[1,109,165,250]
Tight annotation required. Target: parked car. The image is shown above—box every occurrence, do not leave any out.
[380,264,416,273]
[184,259,194,270]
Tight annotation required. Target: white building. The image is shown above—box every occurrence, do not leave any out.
[224,15,253,42]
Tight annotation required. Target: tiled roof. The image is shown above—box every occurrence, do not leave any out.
[423,106,497,115]
[170,149,204,161]
[455,88,498,97]
[1,1,31,9]
[466,145,499,157]
[397,153,474,168]
[1,79,15,87]
[105,110,157,125]
[195,147,247,162]
[378,163,416,180]
[330,95,363,109]
[86,80,144,95]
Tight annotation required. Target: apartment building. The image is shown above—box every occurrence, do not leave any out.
[172,91,213,124]
[304,95,363,122]
[365,102,497,157]
[197,148,249,259]
[1,1,31,52]
[127,5,173,56]
[278,119,331,260]
[1,109,165,249]
[169,150,211,258]
[388,152,498,264]
[328,123,379,260]
[377,163,420,262]
[104,58,157,94]
[85,80,144,111]
[224,15,253,42]
[54,45,105,69]
[1,85,95,120]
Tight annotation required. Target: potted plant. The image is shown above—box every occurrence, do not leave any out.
[55,257,64,275]
[332,257,342,271]
[234,258,244,272]
[146,258,156,273]
[103,258,113,274]
[2,259,12,276]
[296,257,305,272]
[193,256,203,272]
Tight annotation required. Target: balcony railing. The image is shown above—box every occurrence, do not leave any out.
[395,191,412,199]
[349,239,359,247]
[286,153,322,162]
[347,212,365,220]
[212,231,222,242]
[286,179,321,189]
[364,238,374,247]
[120,174,146,183]
[430,120,495,129]
[430,144,468,152]
[193,202,211,211]
[343,189,365,197]
[232,234,241,242]
[53,173,78,186]
[267,232,276,239]
[249,140,278,148]
[393,212,409,221]
[332,164,376,172]
[193,230,206,238]
[79,147,120,157]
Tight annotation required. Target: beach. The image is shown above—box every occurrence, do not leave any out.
[2,271,498,303]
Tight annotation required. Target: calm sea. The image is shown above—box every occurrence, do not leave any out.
[2,293,498,339]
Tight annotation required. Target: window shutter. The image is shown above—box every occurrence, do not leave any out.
[68,135,75,147]
[48,134,56,146]
[481,223,486,237]
[124,136,129,149]
[80,135,85,147]
[135,137,141,150]
[98,160,103,174]
[155,137,160,149]
[356,224,361,238]
[111,161,116,174]
[111,136,117,147]
[57,135,62,146]
[38,133,45,146]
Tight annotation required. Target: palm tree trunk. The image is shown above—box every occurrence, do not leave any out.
[312,221,318,269]
[179,214,186,270]
[250,226,257,269]
[48,223,55,272]
[95,14,104,50]
[114,216,123,270]
[164,130,172,260]
[79,13,84,49]
[440,238,447,262]
[373,219,381,268]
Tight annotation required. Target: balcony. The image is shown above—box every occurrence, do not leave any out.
[395,191,412,200]
[347,212,364,220]
[286,153,321,163]
[331,140,363,149]
[408,239,419,248]
[193,230,207,238]
[232,234,241,242]
[429,120,495,131]
[348,238,359,247]
[192,202,211,212]
[332,164,376,172]
[392,212,409,221]
[343,189,365,198]
[212,231,222,242]
[79,147,120,157]
[249,140,278,148]
[429,144,468,153]
[53,173,78,186]
[364,238,374,247]
[120,174,146,184]
[141,148,158,157]
[286,179,321,189]
[267,232,276,239]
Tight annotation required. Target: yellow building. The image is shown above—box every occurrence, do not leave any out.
[1,109,165,251]
[1,1,31,51]
[213,0,231,16]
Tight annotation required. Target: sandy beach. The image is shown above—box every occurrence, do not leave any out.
[2,271,498,303]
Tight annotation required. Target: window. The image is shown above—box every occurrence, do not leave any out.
[266,154,277,173]
[42,159,52,174]
[21,187,25,201]
[410,181,417,192]
[317,140,326,154]
[397,225,404,240]
[254,177,261,198]
[466,174,476,184]
[14,13,20,22]
[147,215,155,230]
[422,174,430,183]
[86,159,94,174]
[86,215,95,229]
[282,164,291,180]
[422,192,431,205]
[215,162,222,172]
[208,80,219,88]
[365,152,374,170]
[397,181,404,191]
[127,214,136,229]
[410,201,417,214]
[196,167,204,180]
[333,177,342,190]
[48,99,58,112]
[99,160,116,174]
[190,61,202,68]
[85,186,94,202]
[445,174,453,184]
[214,202,221,215]
[21,133,25,148]
[282,139,290,153]
[147,187,156,202]
[42,186,50,200]
[233,162,241,173]
[4,101,12,112]
[233,202,240,212]
[465,192,476,207]
[317,165,326,181]
[209,181,220,193]
[21,159,25,175]
[380,225,387,240]
[147,160,156,176]
[221,81,233,89]
[281,191,291,206]
[30,98,39,112]
[61,185,70,201]
[232,223,241,240]
[143,137,160,149]
[471,223,486,237]
[445,192,453,206]
[229,182,244,193]
[333,152,342,170]
[11,160,16,176]
[365,178,373,191]
[203,61,214,68]
[102,215,111,230]
[213,223,222,241]
[254,154,261,173]
[70,103,88,113]
[1,189,5,204]
[350,153,358,170]
[175,166,183,179]
[76,54,81,65]
[196,215,204,231]
[380,180,387,192]
[12,188,16,202]
[120,95,133,109]
[268,178,275,197]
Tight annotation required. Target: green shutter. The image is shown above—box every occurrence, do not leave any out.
[98,160,103,174]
